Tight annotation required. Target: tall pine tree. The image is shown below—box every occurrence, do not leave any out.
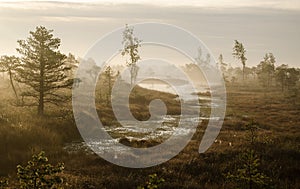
[16,26,72,116]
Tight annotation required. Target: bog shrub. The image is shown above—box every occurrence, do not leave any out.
[17,151,64,189]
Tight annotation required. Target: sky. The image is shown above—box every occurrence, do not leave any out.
[0,0,299,67]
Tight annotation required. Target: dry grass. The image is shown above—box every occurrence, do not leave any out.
[0,79,299,188]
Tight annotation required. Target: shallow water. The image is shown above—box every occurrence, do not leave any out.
[65,91,221,155]
[63,113,221,155]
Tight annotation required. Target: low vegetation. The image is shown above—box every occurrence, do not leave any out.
[0,25,299,188]
[0,79,299,188]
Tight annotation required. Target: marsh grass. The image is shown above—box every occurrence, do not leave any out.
[0,80,299,188]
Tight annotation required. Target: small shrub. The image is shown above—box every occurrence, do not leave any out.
[226,149,272,189]
[137,173,165,189]
[0,179,8,189]
[17,151,64,189]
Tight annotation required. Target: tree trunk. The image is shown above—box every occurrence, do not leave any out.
[243,64,245,81]
[108,73,112,97]
[8,69,18,101]
[130,65,134,87]
[38,94,44,116]
[38,59,45,116]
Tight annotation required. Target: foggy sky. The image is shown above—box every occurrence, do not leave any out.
[0,0,299,67]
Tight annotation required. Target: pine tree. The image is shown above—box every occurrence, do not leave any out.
[233,40,247,81]
[104,66,114,105]
[16,26,72,116]
[17,151,64,189]
[257,53,276,89]
[226,122,272,189]
[0,55,20,101]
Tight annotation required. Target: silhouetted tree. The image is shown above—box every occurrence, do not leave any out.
[233,67,243,80]
[64,53,79,79]
[195,47,212,70]
[83,58,100,81]
[285,67,299,91]
[257,53,276,89]
[205,53,211,66]
[244,67,253,80]
[218,54,228,82]
[104,66,114,105]
[16,26,72,116]
[251,66,257,80]
[275,64,288,92]
[121,24,141,86]
[233,40,247,81]
[0,55,20,101]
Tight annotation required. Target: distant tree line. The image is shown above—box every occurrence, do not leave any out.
[216,41,300,96]
[182,39,299,98]
[1,26,299,115]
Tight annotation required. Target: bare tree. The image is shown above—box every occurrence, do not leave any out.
[195,47,212,70]
[121,24,141,86]
[233,40,247,81]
